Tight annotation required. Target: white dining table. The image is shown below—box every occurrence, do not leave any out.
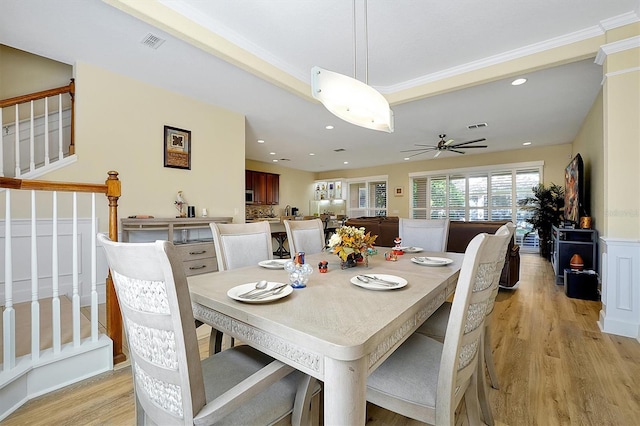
[188,249,463,425]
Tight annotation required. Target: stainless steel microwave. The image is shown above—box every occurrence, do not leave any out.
[245,189,254,204]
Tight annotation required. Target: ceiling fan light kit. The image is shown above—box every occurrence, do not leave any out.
[311,66,394,133]
[311,0,394,133]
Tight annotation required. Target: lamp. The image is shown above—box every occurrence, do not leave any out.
[311,1,394,133]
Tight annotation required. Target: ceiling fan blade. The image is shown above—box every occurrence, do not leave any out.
[444,139,455,146]
[401,147,437,153]
[454,145,487,149]
[449,149,466,154]
[434,151,442,158]
[406,151,433,158]
[450,138,486,148]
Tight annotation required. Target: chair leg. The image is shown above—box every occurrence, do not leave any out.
[477,330,495,425]
[484,323,500,389]
[208,328,224,355]
[464,371,484,426]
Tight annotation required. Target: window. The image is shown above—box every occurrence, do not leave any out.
[347,176,387,217]
[410,162,542,251]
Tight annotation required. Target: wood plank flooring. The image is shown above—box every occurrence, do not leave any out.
[5,254,640,425]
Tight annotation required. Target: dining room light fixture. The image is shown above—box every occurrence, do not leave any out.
[311,0,394,133]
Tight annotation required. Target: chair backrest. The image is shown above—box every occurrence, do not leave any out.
[398,218,450,251]
[284,218,325,255]
[98,233,205,424]
[211,221,273,271]
[435,228,511,424]
[486,222,515,316]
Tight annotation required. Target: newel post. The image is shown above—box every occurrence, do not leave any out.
[105,171,125,364]
[69,79,75,155]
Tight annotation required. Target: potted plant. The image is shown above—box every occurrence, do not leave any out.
[517,183,564,259]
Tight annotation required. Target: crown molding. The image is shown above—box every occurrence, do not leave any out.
[595,35,640,65]
[599,11,640,31]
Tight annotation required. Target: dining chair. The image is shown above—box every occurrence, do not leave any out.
[98,234,320,426]
[211,221,274,271]
[207,221,274,353]
[414,222,515,425]
[366,228,511,425]
[283,218,325,255]
[398,218,450,251]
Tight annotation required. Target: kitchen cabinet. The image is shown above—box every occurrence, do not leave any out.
[551,225,598,284]
[121,217,232,276]
[246,170,279,205]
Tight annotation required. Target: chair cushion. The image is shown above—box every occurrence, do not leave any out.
[415,302,451,342]
[367,333,442,421]
[202,345,318,425]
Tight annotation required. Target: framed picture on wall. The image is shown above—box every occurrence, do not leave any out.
[164,125,191,170]
[394,186,404,197]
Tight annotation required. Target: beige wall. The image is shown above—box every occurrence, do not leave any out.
[573,90,604,230]
[25,61,246,229]
[245,159,316,216]
[316,144,573,218]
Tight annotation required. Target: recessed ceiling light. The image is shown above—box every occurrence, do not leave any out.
[325,125,334,130]
[309,153,315,156]
[511,78,527,86]
[272,159,278,162]
[343,161,349,165]
[523,142,532,146]
[269,152,276,155]
[404,157,410,161]
[257,139,265,143]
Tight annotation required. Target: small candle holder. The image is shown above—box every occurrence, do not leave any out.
[285,261,313,288]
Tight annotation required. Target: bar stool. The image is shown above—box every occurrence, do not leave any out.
[272,231,290,258]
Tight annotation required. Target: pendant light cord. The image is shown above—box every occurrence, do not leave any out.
[353,0,369,84]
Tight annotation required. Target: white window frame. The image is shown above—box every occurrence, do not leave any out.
[346,175,388,217]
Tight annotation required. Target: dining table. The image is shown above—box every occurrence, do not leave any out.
[188,248,463,425]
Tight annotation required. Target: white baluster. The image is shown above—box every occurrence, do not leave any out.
[72,192,80,346]
[14,104,20,177]
[31,190,40,361]
[44,97,50,166]
[58,95,63,162]
[3,190,16,370]
[0,107,4,177]
[52,192,61,353]
[29,100,35,172]
[91,193,98,341]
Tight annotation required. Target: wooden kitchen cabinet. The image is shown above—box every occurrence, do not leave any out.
[246,170,279,205]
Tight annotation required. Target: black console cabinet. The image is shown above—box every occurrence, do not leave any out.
[551,226,598,284]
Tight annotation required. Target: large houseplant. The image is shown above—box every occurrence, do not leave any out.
[517,183,564,259]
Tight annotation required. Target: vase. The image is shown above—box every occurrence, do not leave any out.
[340,254,358,269]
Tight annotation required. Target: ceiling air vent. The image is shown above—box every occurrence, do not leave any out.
[141,33,166,50]
[467,122,488,130]
[278,158,291,161]
[334,148,346,152]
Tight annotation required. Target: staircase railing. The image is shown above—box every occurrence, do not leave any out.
[0,171,123,420]
[0,80,75,178]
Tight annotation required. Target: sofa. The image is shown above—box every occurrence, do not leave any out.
[345,217,520,288]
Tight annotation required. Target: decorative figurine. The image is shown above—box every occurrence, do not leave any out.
[175,191,187,217]
[318,260,328,273]
[392,236,404,255]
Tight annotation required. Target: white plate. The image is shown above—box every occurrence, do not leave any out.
[411,256,453,267]
[399,246,423,253]
[258,259,289,269]
[228,282,293,303]
[350,274,408,291]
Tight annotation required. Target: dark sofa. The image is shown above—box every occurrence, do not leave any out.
[344,217,520,288]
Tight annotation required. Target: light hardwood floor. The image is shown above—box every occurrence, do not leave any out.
[4,254,640,425]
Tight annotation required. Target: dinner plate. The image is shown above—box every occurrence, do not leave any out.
[350,274,407,291]
[411,256,453,267]
[227,282,293,303]
[258,259,289,269]
[399,246,423,253]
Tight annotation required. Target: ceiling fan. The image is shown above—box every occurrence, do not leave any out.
[401,134,488,158]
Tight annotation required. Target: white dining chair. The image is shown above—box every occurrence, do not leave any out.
[366,228,511,425]
[398,218,450,251]
[283,218,325,255]
[98,234,320,426]
[211,221,274,271]
[414,222,515,425]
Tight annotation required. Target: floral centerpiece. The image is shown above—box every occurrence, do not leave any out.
[328,226,378,267]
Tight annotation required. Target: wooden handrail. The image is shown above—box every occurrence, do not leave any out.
[0,79,76,155]
[0,170,125,364]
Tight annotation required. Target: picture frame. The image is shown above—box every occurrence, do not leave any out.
[164,125,191,170]
[394,186,404,197]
